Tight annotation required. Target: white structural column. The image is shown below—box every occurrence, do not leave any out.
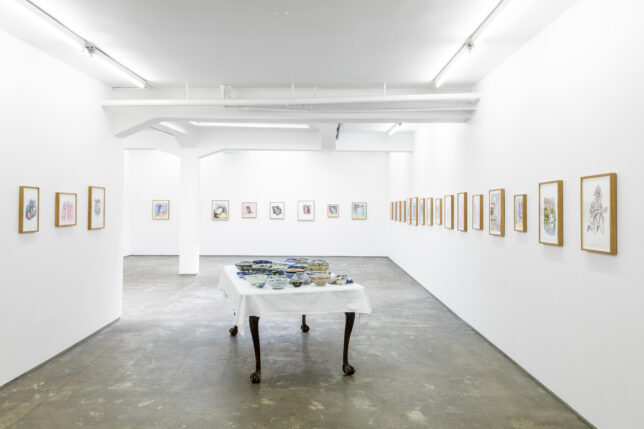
[179,149,200,274]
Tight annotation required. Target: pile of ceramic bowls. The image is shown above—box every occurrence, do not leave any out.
[235,261,253,272]
[310,271,331,286]
[307,259,330,272]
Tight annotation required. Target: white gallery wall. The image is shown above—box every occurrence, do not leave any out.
[387,0,644,427]
[0,31,123,386]
[200,150,388,256]
[123,149,180,255]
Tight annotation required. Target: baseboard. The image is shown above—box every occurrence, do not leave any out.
[386,256,596,429]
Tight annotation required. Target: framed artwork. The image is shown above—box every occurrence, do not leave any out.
[352,202,367,220]
[457,192,467,232]
[435,197,442,225]
[514,194,527,232]
[472,194,483,230]
[411,197,417,225]
[539,181,563,246]
[328,203,339,218]
[56,192,77,227]
[404,199,408,223]
[427,198,434,226]
[390,202,394,220]
[419,197,426,225]
[298,200,315,221]
[211,200,229,221]
[88,186,105,230]
[152,200,170,220]
[444,195,454,229]
[19,186,39,233]
[581,173,616,254]
[489,189,505,236]
[270,201,285,219]
[242,202,257,218]
[398,201,402,222]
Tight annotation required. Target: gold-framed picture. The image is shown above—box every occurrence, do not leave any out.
[472,194,483,230]
[419,197,426,225]
[489,189,505,236]
[411,197,418,226]
[581,173,616,255]
[434,197,442,225]
[444,195,454,229]
[539,181,563,246]
[457,192,467,232]
[427,198,434,226]
[514,194,527,232]
[88,186,106,230]
[56,192,78,227]
[19,186,39,233]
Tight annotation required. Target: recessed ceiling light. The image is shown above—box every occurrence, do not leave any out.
[190,122,309,129]
[273,10,291,16]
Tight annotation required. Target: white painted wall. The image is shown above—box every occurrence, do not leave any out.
[123,149,388,257]
[0,31,123,386]
[200,151,388,256]
[387,0,644,427]
[123,149,180,255]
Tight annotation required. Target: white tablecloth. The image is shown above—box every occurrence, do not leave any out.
[217,265,372,334]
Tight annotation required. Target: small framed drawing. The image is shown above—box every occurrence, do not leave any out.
[19,186,39,233]
[411,198,417,225]
[352,202,367,220]
[395,201,398,221]
[390,202,394,220]
[581,173,616,254]
[539,180,563,246]
[88,186,106,230]
[514,194,527,232]
[444,195,454,229]
[457,192,467,232]
[404,199,408,223]
[398,201,402,222]
[419,197,426,225]
[472,194,483,230]
[242,202,257,218]
[298,200,315,221]
[328,203,340,218]
[56,192,77,227]
[212,200,229,221]
[427,198,434,226]
[489,189,505,236]
[270,201,285,219]
[435,197,442,225]
[152,200,170,220]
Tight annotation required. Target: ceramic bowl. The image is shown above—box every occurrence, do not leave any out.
[307,259,330,273]
[245,274,267,288]
[235,261,253,272]
[330,273,348,285]
[290,271,308,287]
[267,278,289,290]
[310,271,330,286]
[294,257,309,264]
[271,262,290,271]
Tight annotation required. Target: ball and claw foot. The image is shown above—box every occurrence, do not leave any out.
[229,326,238,336]
[301,323,310,333]
[343,364,356,376]
[250,371,262,384]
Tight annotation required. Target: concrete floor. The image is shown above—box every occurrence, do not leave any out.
[0,256,589,429]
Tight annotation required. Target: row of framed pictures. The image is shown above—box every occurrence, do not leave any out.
[18,186,106,233]
[210,200,368,221]
[390,173,617,255]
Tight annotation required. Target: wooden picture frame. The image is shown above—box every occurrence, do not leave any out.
[581,173,617,255]
[419,197,426,225]
[56,192,78,227]
[19,186,40,233]
[298,200,315,221]
[352,202,367,220]
[152,200,170,220]
[488,189,505,236]
[390,202,394,220]
[241,202,257,218]
[444,195,454,229]
[412,197,418,226]
[327,204,339,218]
[435,197,442,225]
[472,194,483,230]
[539,181,563,246]
[513,194,527,232]
[427,198,434,226]
[212,200,229,221]
[269,201,285,219]
[457,192,468,232]
[404,199,408,223]
[88,186,106,230]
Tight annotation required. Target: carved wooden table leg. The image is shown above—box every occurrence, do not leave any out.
[249,316,261,383]
[343,312,356,376]
[229,325,238,336]
[301,314,310,333]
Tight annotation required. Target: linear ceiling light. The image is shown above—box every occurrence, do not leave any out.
[432,0,510,88]
[387,123,403,136]
[159,121,187,134]
[190,122,310,129]
[15,0,148,88]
